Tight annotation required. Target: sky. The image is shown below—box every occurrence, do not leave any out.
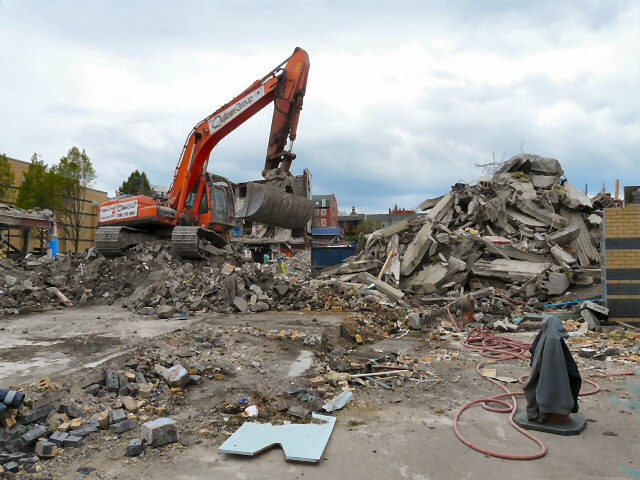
[0,1,638,214]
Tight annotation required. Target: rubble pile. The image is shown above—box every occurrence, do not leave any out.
[324,154,604,304]
[0,242,408,324]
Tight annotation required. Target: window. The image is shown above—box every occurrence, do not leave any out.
[320,219,326,226]
[321,199,326,207]
[321,209,326,216]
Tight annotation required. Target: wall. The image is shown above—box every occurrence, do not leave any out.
[1,156,108,254]
[604,203,640,325]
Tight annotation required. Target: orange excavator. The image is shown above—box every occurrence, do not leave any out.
[95,47,314,259]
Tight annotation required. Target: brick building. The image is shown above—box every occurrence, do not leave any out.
[312,194,338,228]
[603,194,640,325]
[1,156,108,254]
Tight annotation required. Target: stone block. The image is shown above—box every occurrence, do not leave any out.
[233,296,249,313]
[16,404,55,425]
[3,461,19,473]
[156,305,176,319]
[109,408,127,425]
[62,435,83,448]
[141,418,178,447]
[105,370,119,391]
[407,312,422,330]
[121,396,138,412]
[48,431,69,446]
[126,439,144,456]
[35,440,58,458]
[96,410,110,430]
[16,425,47,449]
[161,365,189,388]
[109,419,138,434]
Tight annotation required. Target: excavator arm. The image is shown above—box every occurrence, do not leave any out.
[168,47,310,217]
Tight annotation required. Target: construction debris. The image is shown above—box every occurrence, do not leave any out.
[322,154,604,307]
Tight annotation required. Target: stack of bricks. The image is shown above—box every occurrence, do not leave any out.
[603,203,640,325]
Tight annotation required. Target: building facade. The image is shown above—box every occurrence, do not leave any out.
[312,194,338,228]
[1,156,108,254]
[338,206,418,233]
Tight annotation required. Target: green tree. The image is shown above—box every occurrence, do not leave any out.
[16,153,64,211]
[55,147,96,253]
[16,153,65,250]
[356,220,382,234]
[0,153,16,203]
[117,170,153,196]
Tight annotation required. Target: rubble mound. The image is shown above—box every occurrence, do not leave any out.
[324,154,603,303]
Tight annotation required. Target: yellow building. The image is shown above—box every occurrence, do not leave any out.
[1,156,108,255]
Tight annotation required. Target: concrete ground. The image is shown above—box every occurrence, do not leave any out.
[1,306,639,480]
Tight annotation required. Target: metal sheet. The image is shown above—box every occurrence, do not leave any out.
[237,182,314,229]
[218,413,336,463]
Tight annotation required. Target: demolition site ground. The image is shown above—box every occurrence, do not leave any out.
[1,306,638,480]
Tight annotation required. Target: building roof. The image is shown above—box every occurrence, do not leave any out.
[312,194,335,201]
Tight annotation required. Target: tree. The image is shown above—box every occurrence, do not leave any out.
[117,170,153,196]
[16,153,65,250]
[356,219,382,235]
[16,153,64,211]
[55,147,96,253]
[0,153,16,203]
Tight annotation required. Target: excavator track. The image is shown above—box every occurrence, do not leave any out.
[171,226,228,260]
[95,226,130,257]
[171,227,205,260]
[95,226,160,257]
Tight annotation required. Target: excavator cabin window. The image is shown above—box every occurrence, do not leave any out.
[184,182,199,210]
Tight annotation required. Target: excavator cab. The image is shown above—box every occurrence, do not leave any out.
[184,173,235,230]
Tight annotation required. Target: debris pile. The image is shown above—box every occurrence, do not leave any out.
[323,154,604,305]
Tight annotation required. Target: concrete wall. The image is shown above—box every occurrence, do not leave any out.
[1,156,109,254]
[604,203,640,325]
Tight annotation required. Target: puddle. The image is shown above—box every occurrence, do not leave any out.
[287,350,314,377]
[83,351,125,369]
[0,339,63,348]
[0,357,70,383]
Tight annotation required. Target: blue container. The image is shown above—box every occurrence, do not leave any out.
[49,238,59,257]
[311,245,357,276]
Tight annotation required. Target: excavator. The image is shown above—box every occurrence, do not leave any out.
[95,47,314,259]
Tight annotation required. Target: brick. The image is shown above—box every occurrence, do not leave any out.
[16,425,47,449]
[16,404,55,425]
[58,421,71,432]
[48,431,69,446]
[109,419,138,434]
[109,408,127,425]
[62,435,83,448]
[35,440,58,458]
[121,396,138,413]
[141,418,178,447]
[59,404,84,419]
[126,438,144,456]
[96,410,110,430]
[105,370,119,391]
[69,418,84,430]
[2,461,19,473]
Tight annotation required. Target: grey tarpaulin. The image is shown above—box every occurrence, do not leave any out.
[523,316,582,422]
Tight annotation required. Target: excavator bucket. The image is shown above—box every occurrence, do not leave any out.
[237,182,314,229]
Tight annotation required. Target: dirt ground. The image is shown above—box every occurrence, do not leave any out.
[1,306,639,480]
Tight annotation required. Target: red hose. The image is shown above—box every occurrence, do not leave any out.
[448,314,600,460]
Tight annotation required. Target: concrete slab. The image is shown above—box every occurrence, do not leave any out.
[218,413,336,463]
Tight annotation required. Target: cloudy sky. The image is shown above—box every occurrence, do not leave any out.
[0,1,638,213]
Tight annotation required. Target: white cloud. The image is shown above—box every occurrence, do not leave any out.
[0,0,638,208]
